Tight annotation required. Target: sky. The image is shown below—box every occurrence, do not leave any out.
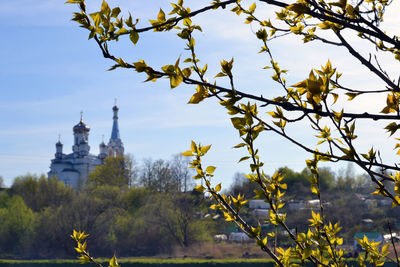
[1,0,400,188]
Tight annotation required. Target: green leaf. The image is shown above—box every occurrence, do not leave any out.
[129,31,139,45]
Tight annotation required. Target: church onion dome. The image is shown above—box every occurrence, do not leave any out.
[100,141,106,147]
[73,120,90,132]
[113,105,119,111]
[56,140,62,146]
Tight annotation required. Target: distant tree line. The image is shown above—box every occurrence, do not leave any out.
[228,165,400,246]
[1,159,398,259]
[0,154,215,259]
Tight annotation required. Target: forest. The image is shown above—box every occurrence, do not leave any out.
[0,155,397,259]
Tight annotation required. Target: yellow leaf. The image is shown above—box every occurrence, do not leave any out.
[262,236,268,246]
[182,67,192,77]
[206,166,216,174]
[318,21,331,30]
[292,79,307,88]
[129,31,139,45]
[249,3,256,12]
[100,0,110,14]
[157,8,166,22]
[238,156,250,163]
[215,183,221,192]
[231,117,246,130]
[181,150,194,157]
[109,255,120,267]
[286,3,310,14]
[392,196,400,207]
[170,74,183,89]
[191,141,197,153]
[188,92,205,104]
[302,247,312,260]
[233,143,246,148]
[381,106,395,114]
[345,92,358,100]
[311,186,319,195]
[223,212,235,222]
[194,185,206,193]
[210,204,219,210]
[200,145,211,155]
[332,93,339,104]
[346,4,355,17]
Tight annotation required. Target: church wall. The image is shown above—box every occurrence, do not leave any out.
[60,170,80,188]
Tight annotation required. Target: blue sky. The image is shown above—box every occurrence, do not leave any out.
[1,0,400,187]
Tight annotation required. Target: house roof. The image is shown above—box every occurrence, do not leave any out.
[354,232,382,240]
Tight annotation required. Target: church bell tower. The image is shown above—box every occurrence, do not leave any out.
[72,112,91,157]
[107,103,124,156]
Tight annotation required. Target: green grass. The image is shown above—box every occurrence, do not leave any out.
[0,258,277,267]
[0,258,274,263]
[1,258,395,266]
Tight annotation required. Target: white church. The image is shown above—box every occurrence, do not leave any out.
[48,105,124,188]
